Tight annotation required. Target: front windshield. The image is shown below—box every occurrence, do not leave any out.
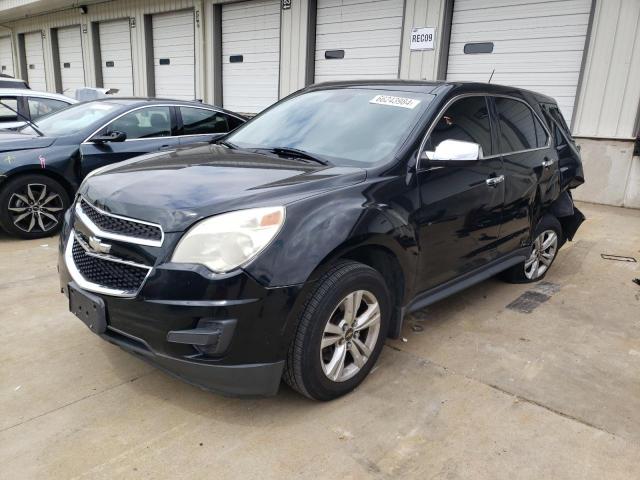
[23,101,121,136]
[227,88,434,166]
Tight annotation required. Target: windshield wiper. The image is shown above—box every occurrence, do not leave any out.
[0,100,45,137]
[217,139,237,149]
[268,147,331,166]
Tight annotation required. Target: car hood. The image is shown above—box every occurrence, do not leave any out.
[81,144,367,232]
[0,132,55,152]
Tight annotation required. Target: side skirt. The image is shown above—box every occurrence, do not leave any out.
[389,247,530,337]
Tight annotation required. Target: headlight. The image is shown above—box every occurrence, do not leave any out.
[171,206,285,273]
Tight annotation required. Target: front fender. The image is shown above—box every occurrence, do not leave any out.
[244,178,419,292]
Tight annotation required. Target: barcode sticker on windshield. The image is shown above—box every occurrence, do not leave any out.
[369,95,420,109]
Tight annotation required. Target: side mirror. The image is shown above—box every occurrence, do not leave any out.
[92,130,126,143]
[422,139,482,167]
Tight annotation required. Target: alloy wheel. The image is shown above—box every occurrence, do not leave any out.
[8,183,64,233]
[524,229,558,280]
[320,290,381,383]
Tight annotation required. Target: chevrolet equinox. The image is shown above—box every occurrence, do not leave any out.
[58,81,585,400]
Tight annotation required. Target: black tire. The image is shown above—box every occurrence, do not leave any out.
[284,260,391,401]
[501,214,564,284]
[0,174,70,239]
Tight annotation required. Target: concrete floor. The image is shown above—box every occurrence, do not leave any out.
[1,201,639,479]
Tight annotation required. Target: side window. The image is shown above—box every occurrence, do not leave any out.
[28,97,69,120]
[0,96,19,121]
[495,97,548,153]
[179,107,229,135]
[227,115,244,131]
[427,96,493,157]
[107,106,171,139]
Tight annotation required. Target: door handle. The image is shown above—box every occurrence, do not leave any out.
[159,144,172,150]
[486,175,504,187]
[542,158,554,168]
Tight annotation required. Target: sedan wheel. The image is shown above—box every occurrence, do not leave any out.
[320,290,381,382]
[8,183,64,234]
[524,229,558,280]
[0,175,69,239]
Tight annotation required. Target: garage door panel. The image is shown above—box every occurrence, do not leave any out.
[0,37,14,76]
[222,0,280,114]
[24,32,46,91]
[221,33,280,46]
[451,0,591,22]
[452,25,589,42]
[316,30,401,49]
[316,17,403,34]
[447,0,591,125]
[314,0,403,82]
[318,1,403,23]
[221,13,280,29]
[152,10,195,100]
[449,38,587,55]
[453,14,590,35]
[315,45,400,61]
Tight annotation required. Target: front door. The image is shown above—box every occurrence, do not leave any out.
[80,105,179,177]
[415,95,505,291]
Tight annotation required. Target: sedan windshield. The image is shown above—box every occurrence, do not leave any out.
[226,88,434,166]
[22,101,121,136]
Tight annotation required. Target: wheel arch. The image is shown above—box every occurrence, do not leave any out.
[0,167,76,200]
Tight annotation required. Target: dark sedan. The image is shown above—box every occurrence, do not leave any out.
[0,98,245,239]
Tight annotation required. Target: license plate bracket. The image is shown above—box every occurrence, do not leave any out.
[68,282,107,334]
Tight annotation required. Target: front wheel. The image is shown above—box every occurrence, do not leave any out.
[284,261,390,400]
[501,214,564,283]
[0,175,70,239]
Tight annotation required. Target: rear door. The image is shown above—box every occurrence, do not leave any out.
[79,105,179,176]
[493,96,559,255]
[177,106,245,145]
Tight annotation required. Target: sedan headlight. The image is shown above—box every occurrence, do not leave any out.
[171,206,285,273]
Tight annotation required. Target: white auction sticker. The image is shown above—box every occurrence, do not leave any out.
[369,95,421,109]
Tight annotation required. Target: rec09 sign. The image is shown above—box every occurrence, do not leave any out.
[410,27,435,51]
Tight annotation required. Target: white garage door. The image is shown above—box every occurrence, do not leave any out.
[0,37,14,76]
[57,25,85,94]
[152,10,195,100]
[447,0,592,125]
[222,0,280,114]
[314,0,404,82]
[24,32,46,91]
[99,19,133,96]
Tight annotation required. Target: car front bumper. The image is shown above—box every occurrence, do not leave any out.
[58,216,304,397]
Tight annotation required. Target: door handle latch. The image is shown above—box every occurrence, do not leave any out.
[542,158,554,168]
[486,175,504,187]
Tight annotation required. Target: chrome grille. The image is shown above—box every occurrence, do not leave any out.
[78,198,163,245]
[71,236,149,294]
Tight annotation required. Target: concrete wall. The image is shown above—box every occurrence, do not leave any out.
[573,138,640,208]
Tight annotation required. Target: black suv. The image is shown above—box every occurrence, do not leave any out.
[58,81,585,400]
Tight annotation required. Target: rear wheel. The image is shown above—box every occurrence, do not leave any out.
[501,214,563,283]
[284,261,390,400]
[0,175,70,239]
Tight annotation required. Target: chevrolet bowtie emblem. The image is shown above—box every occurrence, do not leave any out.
[88,236,112,254]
